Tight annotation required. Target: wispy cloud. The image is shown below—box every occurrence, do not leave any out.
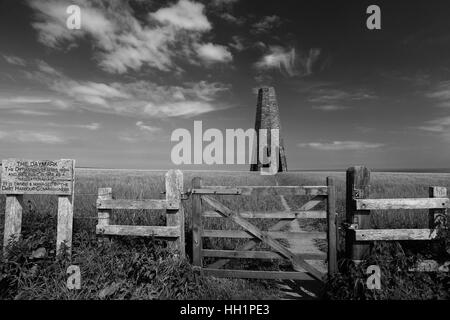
[23,61,232,118]
[307,87,376,111]
[196,43,233,64]
[0,130,65,144]
[5,109,55,116]
[312,105,349,111]
[298,141,384,151]
[136,121,159,132]
[251,15,281,34]
[0,97,52,104]
[426,81,450,107]
[255,46,323,77]
[255,46,297,76]
[151,0,211,31]
[2,55,27,66]
[418,117,450,133]
[417,116,450,141]
[219,13,245,25]
[27,0,232,74]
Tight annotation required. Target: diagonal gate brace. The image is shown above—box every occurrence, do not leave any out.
[201,196,324,281]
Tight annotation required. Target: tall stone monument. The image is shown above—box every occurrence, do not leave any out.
[250,87,288,172]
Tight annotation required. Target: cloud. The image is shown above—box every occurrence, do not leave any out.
[0,97,52,104]
[27,0,230,74]
[3,55,27,66]
[210,0,239,7]
[229,35,245,51]
[152,0,211,31]
[219,13,245,25]
[254,46,324,77]
[426,81,450,107]
[312,105,349,111]
[417,116,450,141]
[24,61,232,118]
[301,48,322,76]
[255,46,297,76]
[46,122,101,130]
[0,130,65,144]
[5,109,55,116]
[252,15,281,33]
[136,121,159,132]
[61,81,129,106]
[196,43,233,63]
[298,141,384,151]
[418,117,450,133]
[143,100,216,117]
[0,94,67,112]
[308,88,377,104]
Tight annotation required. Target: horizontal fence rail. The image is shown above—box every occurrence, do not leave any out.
[190,185,328,197]
[202,210,327,219]
[354,228,438,241]
[356,198,449,210]
[96,225,181,238]
[202,229,326,239]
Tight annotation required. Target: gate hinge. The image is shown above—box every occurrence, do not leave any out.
[342,222,358,230]
[181,192,190,200]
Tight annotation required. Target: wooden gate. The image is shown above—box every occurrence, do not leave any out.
[96,170,185,257]
[191,177,337,282]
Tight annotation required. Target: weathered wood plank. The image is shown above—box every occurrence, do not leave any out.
[346,166,371,260]
[356,198,448,210]
[202,249,326,260]
[355,228,438,241]
[192,177,203,267]
[192,186,328,196]
[429,187,447,229]
[165,170,184,257]
[202,210,326,219]
[327,177,338,275]
[56,195,73,256]
[202,268,316,281]
[96,225,180,238]
[202,195,325,280]
[3,195,24,255]
[97,188,112,243]
[202,229,326,239]
[97,199,169,210]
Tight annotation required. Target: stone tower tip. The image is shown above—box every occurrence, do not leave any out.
[251,86,288,172]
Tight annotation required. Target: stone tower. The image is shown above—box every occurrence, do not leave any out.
[250,87,288,172]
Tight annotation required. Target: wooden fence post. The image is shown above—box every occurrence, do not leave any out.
[429,186,447,254]
[192,177,203,267]
[166,170,185,258]
[3,195,24,257]
[56,195,73,256]
[346,166,371,262]
[97,188,112,243]
[56,159,75,257]
[327,177,338,275]
[429,186,447,228]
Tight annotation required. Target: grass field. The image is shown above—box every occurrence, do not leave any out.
[0,169,449,299]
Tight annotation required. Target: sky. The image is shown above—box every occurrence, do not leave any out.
[1,0,450,170]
